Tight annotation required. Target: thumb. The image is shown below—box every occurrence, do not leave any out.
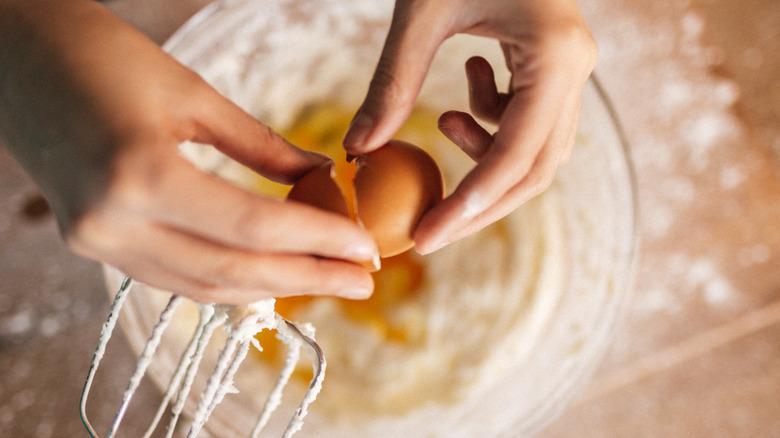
[343,1,452,154]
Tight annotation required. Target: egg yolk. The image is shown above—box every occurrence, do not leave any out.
[249,104,440,377]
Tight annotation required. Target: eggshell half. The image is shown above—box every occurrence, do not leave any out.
[353,140,444,257]
[286,163,350,218]
[287,140,444,259]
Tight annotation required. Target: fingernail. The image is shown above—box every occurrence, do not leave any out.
[344,243,379,261]
[356,251,381,272]
[340,286,372,300]
[416,238,450,256]
[462,191,486,219]
[307,150,332,164]
[344,112,374,150]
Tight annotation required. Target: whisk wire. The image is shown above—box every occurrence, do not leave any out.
[110,295,185,436]
[146,305,224,438]
[80,276,134,438]
[80,277,326,438]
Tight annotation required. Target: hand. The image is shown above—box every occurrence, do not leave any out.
[343,0,597,254]
[0,0,378,304]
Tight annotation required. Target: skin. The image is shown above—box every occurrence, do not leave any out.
[0,0,378,304]
[343,0,598,254]
[1,0,595,304]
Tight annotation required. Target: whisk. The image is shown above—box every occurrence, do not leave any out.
[79,276,326,438]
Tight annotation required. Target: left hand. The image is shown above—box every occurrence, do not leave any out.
[343,0,598,254]
[0,0,378,304]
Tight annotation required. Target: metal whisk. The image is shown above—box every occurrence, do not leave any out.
[80,277,326,438]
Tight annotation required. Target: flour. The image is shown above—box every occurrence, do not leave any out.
[686,258,737,306]
[737,244,771,267]
[1,309,35,336]
[577,0,771,338]
[133,0,640,436]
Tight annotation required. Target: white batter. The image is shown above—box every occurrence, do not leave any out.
[106,0,638,435]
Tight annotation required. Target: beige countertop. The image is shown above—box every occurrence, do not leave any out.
[1,0,778,436]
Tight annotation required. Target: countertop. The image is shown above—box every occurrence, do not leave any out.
[1,0,778,436]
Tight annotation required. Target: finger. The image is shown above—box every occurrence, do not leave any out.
[342,1,454,154]
[107,257,217,299]
[465,56,510,124]
[437,110,492,161]
[558,97,582,165]
[532,88,581,167]
[189,86,330,184]
[106,258,281,306]
[415,76,567,253]
[438,137,561,245]
[110,221,375,304]
[142,158,379,264]
[70,211,242,302]
[452,58,574,208]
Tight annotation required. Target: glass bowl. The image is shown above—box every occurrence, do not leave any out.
[104,0,638,436]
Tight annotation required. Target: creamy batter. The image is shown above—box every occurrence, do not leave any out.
[233,103,563,426]
[116,0,638,435]
[178,98,568,435]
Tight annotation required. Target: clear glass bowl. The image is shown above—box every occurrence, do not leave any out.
[104,0,638,436]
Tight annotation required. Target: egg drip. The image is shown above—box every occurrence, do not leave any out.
[249,105,439,380]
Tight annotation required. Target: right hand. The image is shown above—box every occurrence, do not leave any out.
[343,0,597,255]
[0,0,378,304]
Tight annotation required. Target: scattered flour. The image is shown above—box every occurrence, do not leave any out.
[737,244,771,267]
[1,309,35,336]
[719,165,746,189]
[634,255,739,316]
[579,0,769,328]
[685,258,737,306]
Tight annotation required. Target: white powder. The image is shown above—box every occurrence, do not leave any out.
[38,315,64,337]
[143,0,639,436]
[686,259,737,306]
[1,309,35,336]
[719,165,746,189]
[737,244,771,267]
[578,0,774,331]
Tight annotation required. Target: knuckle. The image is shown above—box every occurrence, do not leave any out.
[524,166,556,197]
[275,256,355,297]
[472,99,501,124]
[61,140,175,259]
[228,204,280,249]
[552,22,598,75]
[105,173,152,212]
[107,140,176,212]
[576,29,599,72]
[61,207,119,258]
[368,64,416,112]
[171,67,214,105]
[242,124,298,178]
[211,257,253,289]
[299,257,350,295]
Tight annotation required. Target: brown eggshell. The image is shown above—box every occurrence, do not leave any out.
[288,163,380,271]
[286,163,350,218]
[354,140,444,257]
[287,140,444,261]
